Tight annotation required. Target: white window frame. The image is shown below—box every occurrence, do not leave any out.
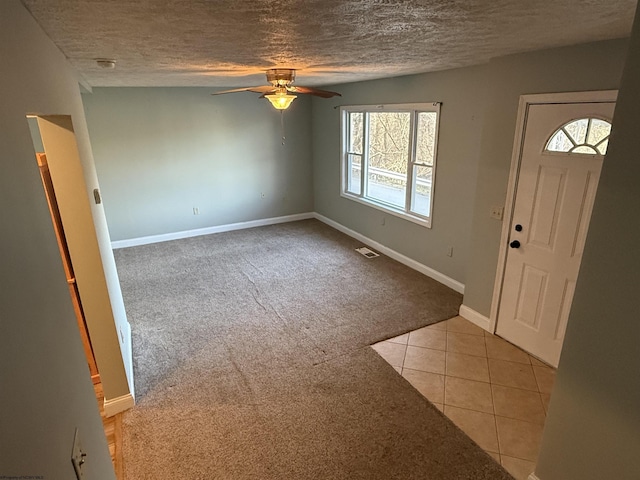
[340,103,441,228]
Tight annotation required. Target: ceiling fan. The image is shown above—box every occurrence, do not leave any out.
[211,68,341,110]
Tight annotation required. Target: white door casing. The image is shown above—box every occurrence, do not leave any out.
[494,96,615,367]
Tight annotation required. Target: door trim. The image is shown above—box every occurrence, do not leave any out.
[488,90,618,335]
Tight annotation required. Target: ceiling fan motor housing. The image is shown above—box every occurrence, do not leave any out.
[267,68,296,87]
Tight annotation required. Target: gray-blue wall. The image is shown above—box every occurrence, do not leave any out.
[311,38,628,297]
[535,7,640,478]
[1,1,116,478]
[82,88,313,242]
[311,65,489,284]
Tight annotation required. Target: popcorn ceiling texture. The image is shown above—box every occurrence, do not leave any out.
[21,0,636,87]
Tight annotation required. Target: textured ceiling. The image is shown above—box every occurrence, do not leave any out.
[21,0,638,88]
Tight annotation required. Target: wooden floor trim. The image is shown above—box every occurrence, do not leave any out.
[94,381,123,478]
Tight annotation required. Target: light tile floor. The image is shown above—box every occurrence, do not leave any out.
[372,316,556,480]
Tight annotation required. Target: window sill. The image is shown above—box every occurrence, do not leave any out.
[340,192,432,228]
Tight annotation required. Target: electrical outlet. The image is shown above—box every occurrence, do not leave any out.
[71,428,86,480]
[381,216,386,226]
[193,207,199,215]
[446,246,454,257]
[490,205,504,220]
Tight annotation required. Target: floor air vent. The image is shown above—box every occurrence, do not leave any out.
[355,247,380,258]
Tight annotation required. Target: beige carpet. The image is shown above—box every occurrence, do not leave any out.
[115,219,512,479]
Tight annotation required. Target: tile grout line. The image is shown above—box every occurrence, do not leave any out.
[444,326,448,386]
[486,335,504,462]
[443,332,448,408]
[494,413,546,427]
[534,369,549,418]
[400,337,410,376]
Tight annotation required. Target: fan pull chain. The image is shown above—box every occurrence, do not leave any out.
[280,110,286,145]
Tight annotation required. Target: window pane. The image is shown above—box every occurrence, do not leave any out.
[367,112,410,208]
[572,145,598,154]
[564,119,588,144]
[587,118,611,145]
[412,165,432,216]
[347,154,362,195]
[349,112,363,154]
[546,129,574,152]
[415,112,437,165]
[596,138,609,155]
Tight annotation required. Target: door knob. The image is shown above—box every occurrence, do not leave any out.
[510,240,521,249]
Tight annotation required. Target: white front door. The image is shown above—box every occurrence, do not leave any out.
[496,101,615,367]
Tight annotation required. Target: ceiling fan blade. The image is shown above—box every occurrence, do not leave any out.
[287,86,341,98]
[211,86,277,95]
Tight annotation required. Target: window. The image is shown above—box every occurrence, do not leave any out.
[545,117,612,155]
[341,103,441,227]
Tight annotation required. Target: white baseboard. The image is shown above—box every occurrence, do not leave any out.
[103,392,135,417]
[122,320,135,399]
[314,213,465,294]
[111,212,465,294]
[459,304,492,333]
[111,213,315,249]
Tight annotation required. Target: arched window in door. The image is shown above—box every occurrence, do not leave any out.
[545,117,612,155]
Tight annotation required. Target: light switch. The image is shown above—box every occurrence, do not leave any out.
[71,428,86,480]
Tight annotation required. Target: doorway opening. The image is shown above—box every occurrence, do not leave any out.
[27,116,100,382]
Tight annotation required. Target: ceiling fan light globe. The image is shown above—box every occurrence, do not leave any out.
[265,93,297,110]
